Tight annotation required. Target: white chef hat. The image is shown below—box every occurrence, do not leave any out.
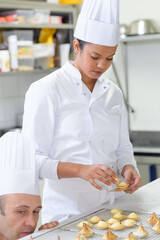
[74,0,119,46]
[0,132,40,196]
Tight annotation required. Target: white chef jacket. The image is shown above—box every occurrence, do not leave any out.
[22,61,138,223]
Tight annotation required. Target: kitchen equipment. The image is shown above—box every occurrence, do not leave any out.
[120,24,129,38]
[26,207,160,239]
[129,19,159,35]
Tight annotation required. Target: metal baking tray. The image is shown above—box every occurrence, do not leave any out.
[28,208,160,240]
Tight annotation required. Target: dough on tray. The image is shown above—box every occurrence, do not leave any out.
[95,220,109,230]
[88,216,102,224]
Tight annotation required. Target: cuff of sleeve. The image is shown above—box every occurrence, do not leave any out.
[36,155,59,180]
[117,157,139,176]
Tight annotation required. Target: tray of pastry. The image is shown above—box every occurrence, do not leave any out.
[31,208,160,240]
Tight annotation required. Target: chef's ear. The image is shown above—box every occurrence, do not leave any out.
[73,40,80,54]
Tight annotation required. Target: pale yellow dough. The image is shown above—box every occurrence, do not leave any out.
[88,216,102,224]
[121,219,136,227]
[109,221,125,231]
[77,221,92,228]
[95,220,109,230]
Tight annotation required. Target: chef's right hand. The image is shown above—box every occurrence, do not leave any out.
[79,164,118,190]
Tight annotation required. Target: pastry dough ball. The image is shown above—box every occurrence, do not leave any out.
[88,216,102,224]
[127,213,140,220]
[109,221,125,230]
[121,219,136,227]
[110,209,123,214]
[77,221,92,228]
[95,220,109,230]
[108,218,120,225]
[112,212,125,220]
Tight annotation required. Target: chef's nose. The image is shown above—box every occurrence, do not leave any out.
[25,215,37,228]
[97,59,105,69]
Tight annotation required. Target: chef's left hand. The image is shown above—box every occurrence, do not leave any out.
[39,221,58,231]
[121,165,142,194]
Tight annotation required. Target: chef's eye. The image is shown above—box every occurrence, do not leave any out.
[18,210,25,214]
[91,56,99,60]
[106,58,113,61]
[33,210,40,215]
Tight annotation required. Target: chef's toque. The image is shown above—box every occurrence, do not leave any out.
[74,0,119,46]
[0,132,40,196]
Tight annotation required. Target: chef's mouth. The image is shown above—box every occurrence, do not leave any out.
[92,70,103,76]
[19,230,34,237]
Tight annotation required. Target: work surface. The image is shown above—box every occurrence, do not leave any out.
[22,178,160,239]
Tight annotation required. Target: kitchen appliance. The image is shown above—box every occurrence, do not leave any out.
[129,19,159,35]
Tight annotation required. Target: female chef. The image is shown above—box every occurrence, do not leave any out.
[22,0,142,223]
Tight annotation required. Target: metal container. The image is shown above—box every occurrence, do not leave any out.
[129,19,159,35]
[120,24,129,38]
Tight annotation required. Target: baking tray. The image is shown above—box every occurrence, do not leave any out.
[29,208,160,240]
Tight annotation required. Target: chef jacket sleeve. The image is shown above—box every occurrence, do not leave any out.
[22,81,59,180]
[115,97,139,176]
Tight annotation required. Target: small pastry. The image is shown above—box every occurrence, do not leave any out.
[147,212,158,225]
[127,213,140,220]
[152,219,160,233]
[112,212,125,220]
[108,218,120,225]
[88,216,102,224]
[122,233,137,240]
[132,223,148,238]
[77,221,92,228]
[95,220,109,230]
[116,182,129,190]
[74,235,88,240]
[102,229,118,240]
[109,221,125,230]
[78,223,93,237]
[110,209,123,214]
[121,219,136,227]
[112,176,121,183]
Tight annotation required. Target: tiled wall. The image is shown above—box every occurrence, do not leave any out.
[0,70,53,130]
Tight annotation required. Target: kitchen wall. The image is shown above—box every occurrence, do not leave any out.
[104,0,160,131]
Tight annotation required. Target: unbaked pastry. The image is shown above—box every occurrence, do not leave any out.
[122,233,137,240]
[102,229,118,240]
[108,218,120,225]
[109,221,125,230]
[78,223,93,237]
[147,212,158,225]
[132,223,148,238]
[110,209,123,215]
[95,220,109,230]
[88,216,102,224]
[121,219,136,227]
[152,219,160,233]
[112,212,125,220]
[77,221,92,228]
[127,213,140,220]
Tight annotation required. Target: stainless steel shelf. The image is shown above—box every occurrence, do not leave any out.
[0,0,75,13]
[0,23,74,29]
[0,68,57,77]
[120,33,160,43]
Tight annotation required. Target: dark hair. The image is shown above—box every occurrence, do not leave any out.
[77,39,88,50]
[0,196,5,215]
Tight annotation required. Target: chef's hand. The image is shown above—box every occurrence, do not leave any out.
[79,164,119,190]
[121,165,142,194]
[38,221,58,231]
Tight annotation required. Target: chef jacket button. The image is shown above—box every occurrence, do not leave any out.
[103,86,106,89]
[89,140,92,144]
[89,107,92,111]
[84,93,86,95]
[77,82,80,86]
